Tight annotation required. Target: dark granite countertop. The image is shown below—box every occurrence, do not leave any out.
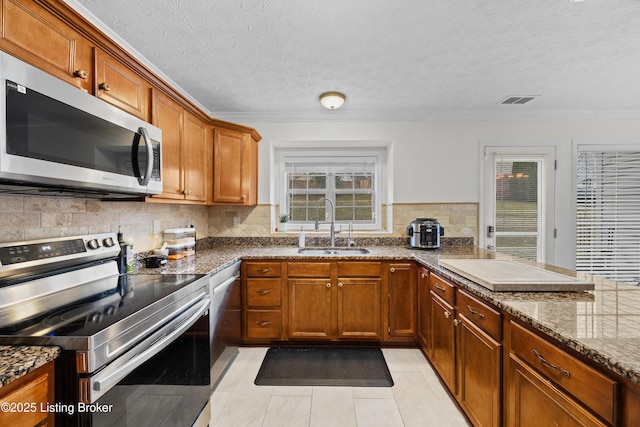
[135,244,640,386]
[0,345,61,388]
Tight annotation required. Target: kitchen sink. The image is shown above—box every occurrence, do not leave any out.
[297,247,371,255]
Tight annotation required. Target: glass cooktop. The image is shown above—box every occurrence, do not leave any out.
[0,273,206,340]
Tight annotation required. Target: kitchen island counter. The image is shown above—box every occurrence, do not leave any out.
[134,244,640,386]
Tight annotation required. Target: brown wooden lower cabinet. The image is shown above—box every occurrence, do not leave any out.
[0,361,54,427]
[336,277,382,339]
[386,262,417,340]
[417,267,429,352]
[287,261,382,341]
[429,290,457,392]
[288,277,333,339]
[242,261,285,341]
[457,315,501,427]
[507,354,608,427]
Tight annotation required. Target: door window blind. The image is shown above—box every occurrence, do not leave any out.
[576,149,640,285]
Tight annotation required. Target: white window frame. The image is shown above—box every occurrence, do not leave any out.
[273,142,389,232]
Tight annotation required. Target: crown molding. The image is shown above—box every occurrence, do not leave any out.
[210,109,640,124]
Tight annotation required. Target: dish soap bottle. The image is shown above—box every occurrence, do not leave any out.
[298,227,306,248]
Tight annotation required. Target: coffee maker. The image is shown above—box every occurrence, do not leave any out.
[406,218,444,249]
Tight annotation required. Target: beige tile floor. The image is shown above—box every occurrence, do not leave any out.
[210,347,471,427]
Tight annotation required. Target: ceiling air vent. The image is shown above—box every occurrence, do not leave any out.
[499,96,538,105]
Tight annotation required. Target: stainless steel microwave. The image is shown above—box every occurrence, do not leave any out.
[0,52,162,198]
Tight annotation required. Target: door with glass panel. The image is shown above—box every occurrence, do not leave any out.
[483,147,555,263]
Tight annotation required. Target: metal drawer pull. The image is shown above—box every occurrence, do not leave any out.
[467,305,485,319]
[421,273,427,279]
[256,321,271,327]
[256,289,272,295]
[533,349,571,378]
[435,284,446,292]
[444,311,451,318]
[257,268,272,274]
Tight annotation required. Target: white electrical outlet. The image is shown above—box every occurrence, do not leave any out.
[153,220,161,234]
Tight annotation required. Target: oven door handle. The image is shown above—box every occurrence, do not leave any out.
[82,296,210,404]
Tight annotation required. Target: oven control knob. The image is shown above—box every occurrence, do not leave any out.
[87,239,101,250]
[89,312,101,323]
[103,237,116,248]
[105,305,116,315]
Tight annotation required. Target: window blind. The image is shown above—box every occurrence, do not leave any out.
[576,150,640,285]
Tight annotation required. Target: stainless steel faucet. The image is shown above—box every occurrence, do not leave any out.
[315,197,337,247]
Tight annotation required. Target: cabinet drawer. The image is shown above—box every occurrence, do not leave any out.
[337,261,381,277]
[288,262,331,277]
[429,273,455,305]
[246,278,281,307]
[510,321,618,425]
[245,262,281,277]
[457,290,501,340]
[246,310,282,339]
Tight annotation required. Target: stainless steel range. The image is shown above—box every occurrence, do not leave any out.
[0,233,212,426]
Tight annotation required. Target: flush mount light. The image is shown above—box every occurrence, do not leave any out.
[319,92,346,110]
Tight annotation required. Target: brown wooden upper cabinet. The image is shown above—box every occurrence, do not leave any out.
[213,127,258,205]
[150,89,210,204]
[0,0,93,92]
[94,47,150,120]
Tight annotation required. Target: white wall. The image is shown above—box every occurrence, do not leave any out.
[245,118,640,269]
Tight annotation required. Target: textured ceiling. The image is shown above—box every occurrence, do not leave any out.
[69,0,640,122]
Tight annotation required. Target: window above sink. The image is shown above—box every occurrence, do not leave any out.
[272,143,390,232]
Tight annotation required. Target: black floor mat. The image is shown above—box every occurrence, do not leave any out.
[254,347,394,387]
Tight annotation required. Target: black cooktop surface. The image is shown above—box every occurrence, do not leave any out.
[0,273,206,339]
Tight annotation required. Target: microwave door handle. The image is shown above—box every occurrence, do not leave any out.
[131,127,153,186]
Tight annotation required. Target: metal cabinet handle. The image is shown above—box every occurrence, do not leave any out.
[338,282,344,287]
[435,284,446,292]
[256,321,271,327]
[390,267,395,273]
[99,82,111,92]
[444,311,451,319]
[326,283,332,288]
[453,319,461,327]
[421,273,427,279]
[256,289,272,295]
[73,69,88,79]
[533,349,571,378]
[257,268,272,274]
[242,195,247,200]
[467,305,485,319]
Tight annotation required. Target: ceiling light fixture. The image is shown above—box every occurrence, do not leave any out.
[319,92,346,110]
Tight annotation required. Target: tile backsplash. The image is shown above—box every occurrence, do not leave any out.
[0,194,208,252]
[208,202,478,241]
[1,194,477,252]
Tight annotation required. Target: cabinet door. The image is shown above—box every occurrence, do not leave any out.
[429,292,456,393]
[182,112,209,203]
[288,278,332,339]
[507,354,607,427]
[213,127,255,205]
[0,0,93,92]
[387,263,417,338]
[151,89,184,200]
[94,47,149,120]
[418,267,429,351]
[457,315,502,427]
[337,278,381,340]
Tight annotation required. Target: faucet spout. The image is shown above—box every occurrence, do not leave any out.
[315,197,336,247]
